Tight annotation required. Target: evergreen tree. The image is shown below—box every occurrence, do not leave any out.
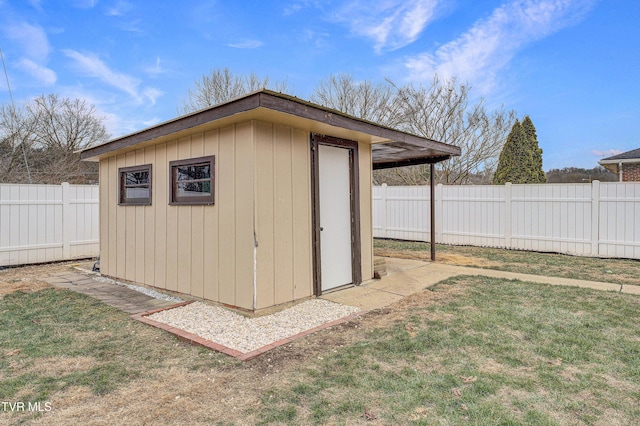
[521,115,545,182]
[493,120,531,184]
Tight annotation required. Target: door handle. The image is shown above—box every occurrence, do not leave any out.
[320,227,324,231]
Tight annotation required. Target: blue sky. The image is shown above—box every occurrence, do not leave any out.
[0,0,638,171]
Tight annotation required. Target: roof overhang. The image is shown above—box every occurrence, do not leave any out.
[80,90,460,167]
[599,158,640,165]
[598,158,639,174]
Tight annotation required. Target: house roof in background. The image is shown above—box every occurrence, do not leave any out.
[80,90,460,168]
[599,147,640,163]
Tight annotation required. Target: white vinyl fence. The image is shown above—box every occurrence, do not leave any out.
[0,183,99,267]
[374,181,640,260]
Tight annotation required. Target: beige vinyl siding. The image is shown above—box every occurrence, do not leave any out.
[233,123,255,309]
[124,152,136,281]
[115,155,126,279]
[165,139,178,292]
[202,129,220,302]
[254,121,275,308]
[153,142,167,289]
[291,128,313,301]
[98,157,110,275]
[97,119,369,311]
[189,133,205,299]
[217,125,236,305]
[99,121,256,311]
[358,141,374,281]
[143,146,156,287]
[254,122,313,310]
[176,137,192,295]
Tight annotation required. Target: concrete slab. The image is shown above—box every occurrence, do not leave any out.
[367,272,425,296]
[427,264,624,293]
[323,258,638,313]
[320,286,403,311]
[385,257,430,274]
[622,285,640,295]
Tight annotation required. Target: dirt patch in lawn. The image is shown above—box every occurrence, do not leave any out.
[25,356,97,377]
[374,248,502,268]
[0,261,91,296]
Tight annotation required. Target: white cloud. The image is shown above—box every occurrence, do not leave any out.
[3,21,58,87]
[27,0,44,12]
[144,57,164,76]
[63,49,140,99]
[283,3,303,16]
[72,0,97,9]
[16,58,56,85]
[283,0,322,17]
[228,39,264,49]
[303,29,331,49]
[142,87,163,106]
[334,0,440,52]
[62,49,162,105]
[106,0,132,16]
[592,149,623,158]
[4,22,50,59]
[55,83,161,138]
[405,0,598,93]
[142,117,161,127]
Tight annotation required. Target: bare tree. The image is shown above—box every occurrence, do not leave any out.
[310,73,403,127]
[310,74,516,185]
[0,103,35,183]
[28,94,108,152]
[181,67,290,114]
[391,76,516,184]
[0,94,109,184]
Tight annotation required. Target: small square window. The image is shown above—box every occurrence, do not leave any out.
[119,164,152,205]
[169,156,215,205]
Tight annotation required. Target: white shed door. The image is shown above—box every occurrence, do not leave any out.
[319,144,353,291]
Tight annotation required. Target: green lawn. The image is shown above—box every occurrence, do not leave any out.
[1,250,639,424]
[256,276,640,425]
[0,289,187,401]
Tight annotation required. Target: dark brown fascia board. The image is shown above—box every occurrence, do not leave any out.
[80,94,262,160]
[258,93,460,157]
[80,90,461,161]
[373,155,452,170]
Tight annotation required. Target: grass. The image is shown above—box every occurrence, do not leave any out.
[0,287,235,422]
[374,238,640,285]
[255,276,640,425]
[2,290,137,399]
[1,249,639,424]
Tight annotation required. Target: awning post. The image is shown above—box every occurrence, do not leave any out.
[430,163,436,261]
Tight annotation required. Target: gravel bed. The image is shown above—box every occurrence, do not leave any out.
[148,299,360,353]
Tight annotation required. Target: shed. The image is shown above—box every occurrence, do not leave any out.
[80,90,460,312]
[599,147,640,182]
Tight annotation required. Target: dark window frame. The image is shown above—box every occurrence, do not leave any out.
[119,164,152,206]
[169,155,215,205]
